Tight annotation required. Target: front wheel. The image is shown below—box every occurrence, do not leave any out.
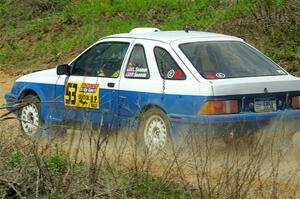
[19,94,41,136]
[138,108,171,151]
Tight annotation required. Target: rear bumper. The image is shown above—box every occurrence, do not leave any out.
[168,109,300,136]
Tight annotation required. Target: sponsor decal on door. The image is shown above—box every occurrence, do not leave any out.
[64,82,100,109]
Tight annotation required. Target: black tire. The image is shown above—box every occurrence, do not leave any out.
[19,94,42,136]
[138,108,172,151]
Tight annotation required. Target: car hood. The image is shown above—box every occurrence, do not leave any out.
[16,68,58,84]
[210,75,300,96]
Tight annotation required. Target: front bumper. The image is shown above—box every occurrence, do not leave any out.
[4,92,19,111]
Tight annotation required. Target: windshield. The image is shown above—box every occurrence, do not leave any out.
[179,41,287,79]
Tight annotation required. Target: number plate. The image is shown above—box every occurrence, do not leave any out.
[64,82,100,109]
[254,99,277,113]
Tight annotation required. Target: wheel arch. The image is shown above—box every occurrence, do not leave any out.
[139,104,167,117]
[19,89,40,101]
[18,84,48,103]
[138,104,169,127]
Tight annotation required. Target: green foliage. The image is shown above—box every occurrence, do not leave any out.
[262,0,286,7]
[108,171,195,198]
[6,150,26,168]
[45,154,68,174]
[131,176,193,198]
[47,192,60,199]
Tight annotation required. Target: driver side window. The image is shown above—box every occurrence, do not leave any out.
[72,42,129,77]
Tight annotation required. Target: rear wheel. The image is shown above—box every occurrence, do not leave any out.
[19,94,41,136]
[138,108,171,151]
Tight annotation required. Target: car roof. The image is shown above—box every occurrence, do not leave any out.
[103,28,241,44]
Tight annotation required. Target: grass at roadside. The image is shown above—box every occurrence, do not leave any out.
[1,0,299,76]
[0,120,300,198]
[1,149,194,198]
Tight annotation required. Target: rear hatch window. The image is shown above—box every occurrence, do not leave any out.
[179,41,287,79]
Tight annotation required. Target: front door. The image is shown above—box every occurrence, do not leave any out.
[55,39,132,127]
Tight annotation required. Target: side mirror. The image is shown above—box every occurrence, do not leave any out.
[56,64,71,76]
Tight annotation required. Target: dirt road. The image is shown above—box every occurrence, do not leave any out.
[0,73,20,135]
[0,73,15,105]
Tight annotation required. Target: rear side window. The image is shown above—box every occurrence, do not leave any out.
[154,47,186,80]
[125,44,150,79]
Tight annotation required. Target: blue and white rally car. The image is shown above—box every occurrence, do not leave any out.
[5,28,300,148]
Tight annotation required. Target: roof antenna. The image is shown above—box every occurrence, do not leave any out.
[184,25,190,33]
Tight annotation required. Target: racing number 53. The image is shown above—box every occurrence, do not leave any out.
[65,83,78,105]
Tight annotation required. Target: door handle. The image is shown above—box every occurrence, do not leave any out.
[107,82,115,88]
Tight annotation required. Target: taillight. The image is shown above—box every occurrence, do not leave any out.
[291,96,300,109]
[199,100,239,115]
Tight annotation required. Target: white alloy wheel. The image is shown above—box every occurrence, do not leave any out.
[20,102,40,136]
[143,114,168,150]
